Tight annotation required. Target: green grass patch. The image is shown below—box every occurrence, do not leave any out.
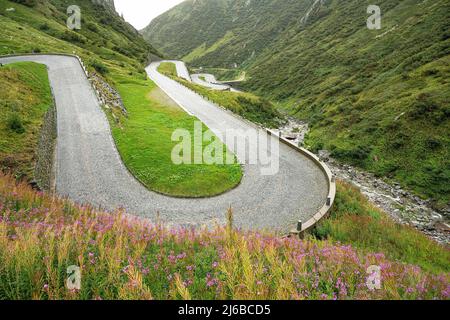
[311,181,450,274]
[157,62,177,77]
[0,61,52,181]
[108,73,242,197]
[182,31,234,63]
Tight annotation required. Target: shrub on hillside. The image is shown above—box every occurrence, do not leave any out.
[10,0,37,7]
[236,96,283,128]
[331,145,372,164]
[91,60,109,75]
[38,23,50,31]
[86,22,99,33]
[60,31,86,45]
[7,113,25,134]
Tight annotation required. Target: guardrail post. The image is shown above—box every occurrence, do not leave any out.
[297,220,302,233]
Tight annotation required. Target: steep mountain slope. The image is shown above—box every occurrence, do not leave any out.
[144,0,450,207]
[1,0,161,64]
[142,0,314,66]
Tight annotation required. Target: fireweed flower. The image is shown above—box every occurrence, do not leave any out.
[206,273,219,287]
[186,265,194,271]
[1,174,449,300]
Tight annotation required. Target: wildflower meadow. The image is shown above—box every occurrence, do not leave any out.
[0,174,448,300]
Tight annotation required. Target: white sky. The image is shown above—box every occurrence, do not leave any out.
[114,0,185,30]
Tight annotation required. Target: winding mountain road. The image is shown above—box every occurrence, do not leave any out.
[0,55,329,233]
[191,73,237,91]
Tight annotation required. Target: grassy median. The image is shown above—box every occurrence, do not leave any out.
[109,73,242,197]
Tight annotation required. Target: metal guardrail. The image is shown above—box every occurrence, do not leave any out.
[266,129,336,235]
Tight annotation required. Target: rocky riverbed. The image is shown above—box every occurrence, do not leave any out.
[278,119,449,245]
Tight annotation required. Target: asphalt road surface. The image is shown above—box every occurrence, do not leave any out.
[0,55,329,233]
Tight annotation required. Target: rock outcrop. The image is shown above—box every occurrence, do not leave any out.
[91,0,116,12]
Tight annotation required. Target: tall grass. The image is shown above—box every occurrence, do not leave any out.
[313,181,450,274]
[0,62,52,181]
[0,173,448,300]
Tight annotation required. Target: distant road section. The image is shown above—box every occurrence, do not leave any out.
[0,55,329,233]
[191,73,237,91]
[165,60,191,81]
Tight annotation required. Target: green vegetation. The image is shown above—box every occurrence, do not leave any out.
[0,0,160,74]
[157,61,177,77]
[146,0,450,207]
[1,2,448,301]
[109,74,242,197]
[0,0,243,197]
[158,62,285,128]
[1,174,448,300]
[142,0,312,68]
[312,181,450,274]
[0,61,52,181]
[183,31,235,63]
[2,0,159,63]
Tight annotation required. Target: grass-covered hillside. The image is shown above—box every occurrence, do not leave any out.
[2,0,159,64]
[142,0,313,67]
[0,0,162,83]
[0,62,52,183]
[0,173,448,300]
[144,0,450,207]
